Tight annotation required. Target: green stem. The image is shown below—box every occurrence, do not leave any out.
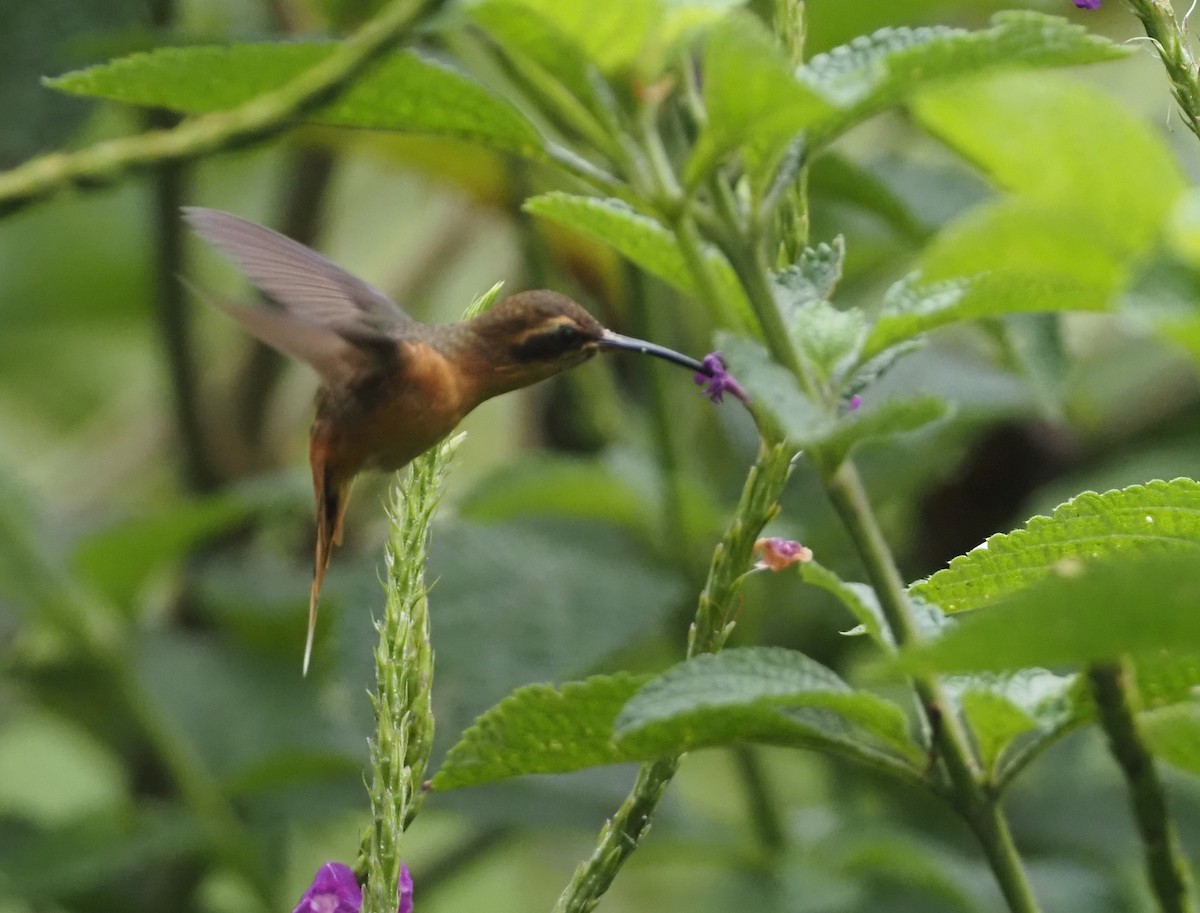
[706,173,819,396]
[823,463,1041,913]
[554,757,681,913]
[145,0,216,494]
[1088,661,1197,913]
[731,745,786,854]
[1124,0,1200,141]
[0,0,448,217]
[113,664,273,900]
[359,435,461,913]
[149,140,216,493]
[554,440,795,913]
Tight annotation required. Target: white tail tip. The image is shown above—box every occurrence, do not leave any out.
[302,624,315,677]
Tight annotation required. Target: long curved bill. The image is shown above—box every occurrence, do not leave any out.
[599,330,711,375]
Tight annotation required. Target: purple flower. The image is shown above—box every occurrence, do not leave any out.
[293,863,414,913]
[399,866,413,913]
[694,352,749,404]
[753,537,813,572]
[293,863,360,913]
[848,394,862,412]
[1073,0,1101,8]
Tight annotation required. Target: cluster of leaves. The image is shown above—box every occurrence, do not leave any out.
[7,0,1200,912]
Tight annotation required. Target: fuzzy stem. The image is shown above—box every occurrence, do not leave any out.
[1088,661,1197,913]
[357,286,503,908]
[553,440,795,913]
[1124,0,1200,141]
[359,433,462,912]
[0,0,447,217]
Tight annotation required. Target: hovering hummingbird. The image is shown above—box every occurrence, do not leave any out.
[184,207,711,674]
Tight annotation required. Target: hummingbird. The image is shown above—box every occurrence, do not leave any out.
[183,207,711,674]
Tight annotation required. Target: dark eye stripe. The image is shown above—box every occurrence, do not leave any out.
[510,325,586,362]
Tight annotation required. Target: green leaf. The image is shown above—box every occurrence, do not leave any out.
[468,0,614,148]
[0,0,144,168]
[1141,703,1200,778]
[1138,655,1200,708]
[800,12,1128,148]
[776,237,845,307]
[72,493,262,607]
[717,332,834,444]
[434,649,924,789]
[912,479,1200,615]
[862,270,1107,362]
[809,154,930,243]
[949,670,1083,780]
[426,520,687,755]
[48,44,545,156]
[790,299,867,387]
[685,10,832,187]
[0,806,202,900]
[525,193,752,325]
[799,561,890,650]
[902,553,1200,674]
[468,0,659,73]
[912,72,1185,257]
[816,395,950,469]
[772,238,869,385]
[133,634,345,784]
[0,709,125,824]
[432,674,649,790]
[459,455,649,531]
[616,647,923,764]
[919,198,1130,291]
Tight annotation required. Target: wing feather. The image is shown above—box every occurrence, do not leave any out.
[183,206,412,334]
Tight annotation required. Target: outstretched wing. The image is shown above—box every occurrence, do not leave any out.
[183,206,413,335]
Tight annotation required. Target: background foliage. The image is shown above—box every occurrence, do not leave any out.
[4,1,1200,912]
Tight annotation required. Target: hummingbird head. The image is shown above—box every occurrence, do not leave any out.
[486,290,607,373]
[460,291,709,398]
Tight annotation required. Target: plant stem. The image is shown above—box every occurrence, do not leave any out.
[149,144,216,492]
[709,138,1039,908]
[1088,661,1197,913]
[359,434,462,913]
[732,745,786,854]
[145,0,217,494]
[554,440,795,913]
[1125,0,1200,141]
[0,0,448,217]
[554,756,681,913]
[823,462,1041,913]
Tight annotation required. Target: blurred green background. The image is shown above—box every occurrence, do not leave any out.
[4,1,1200,911]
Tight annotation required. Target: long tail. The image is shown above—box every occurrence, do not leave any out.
[305,443,351,676]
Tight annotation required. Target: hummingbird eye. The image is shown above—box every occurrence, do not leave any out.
[555,324,584,345]
[510,321,591,363]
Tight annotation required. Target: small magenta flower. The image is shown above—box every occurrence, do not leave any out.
[848,394,862,412]
[695,352,749,404]
[753,537,813,571]
[293,863,414,913]
[1073,0,1100,8]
